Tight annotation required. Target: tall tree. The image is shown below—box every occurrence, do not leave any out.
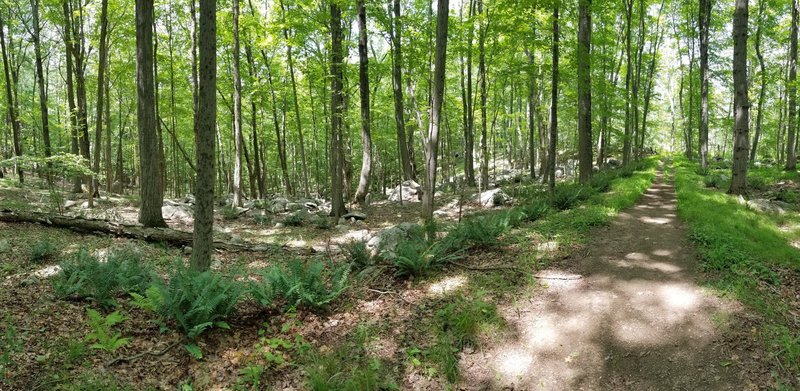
[478,0,489,190]
[232,0,244,207]
[699,0,710,170]
[548,2,559,196]
[280,0,310,196]
[422,0,450,227]
[622,0,633,165]
[751,0,766,161]
[0,9,22,182]
[786,0,798,170]
[390,0,415,181]
[354,0,373,205]
[730,0,750,194]
[329,1,346,218]
[135,0,167,227]
[91,0,110,206]
[461,0,476,186]
[192,0,217,270]
[30,0,52,172]
[577,0,592,183]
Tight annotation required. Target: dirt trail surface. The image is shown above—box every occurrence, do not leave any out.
[461,165,761,390]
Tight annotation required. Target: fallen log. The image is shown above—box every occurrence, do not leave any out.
[0,208,289,253]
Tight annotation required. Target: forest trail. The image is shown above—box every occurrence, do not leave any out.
[461,163,753,390]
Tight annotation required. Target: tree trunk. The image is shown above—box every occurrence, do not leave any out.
[391,0,415,181]
[751,0,766,161]
[699,0,710,170]
[232,0,244,207]
[92,0,109,205]
[422,0,449,227]
[354,0,373,206]
[577,0,592,183]
[623,0,633,166]
[192,0,217,270]
[787,0,798,170]
[730,0,750,194]
[0,10,22,183]
[329,2,346,218]
[280,1,310,197]
[478,0,489,190]
[548,3,559,196]
[62,0,81,193]
[527,49,536,179]
[30,0,52,178]
[135,0,167,228]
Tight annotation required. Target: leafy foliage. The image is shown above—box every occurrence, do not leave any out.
[29,238,60,263]
[389,237,462,278]
[0,317,21,380]
[550,183,596,211]
[343,240,372,269]
[53,247,155,308]
[250,259,350,309]
[84,309,131,353]
[154,264,243,339]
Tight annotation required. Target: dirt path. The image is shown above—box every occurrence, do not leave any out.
[460,163,756,390]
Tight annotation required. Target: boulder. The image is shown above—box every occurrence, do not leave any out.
[342,211,367,221]
[110,181,124,194]
[366,222,422,256]
[387,180,422,202]
[473,188,512,207]
[555,166,566,178]
[270,197,289,213]
[605,158,621,168]
[746,198,789,214]
[162,204,194,223]
[286,202,305,212]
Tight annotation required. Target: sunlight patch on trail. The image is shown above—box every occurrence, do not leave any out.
[427,275,467,295]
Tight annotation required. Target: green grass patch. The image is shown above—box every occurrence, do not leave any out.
[673,156,800,382]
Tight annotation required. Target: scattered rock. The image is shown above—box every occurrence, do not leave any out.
[367,222,422,256]
[342,211,367,221]
[746,198,789,214]
[387,180,423,202]
[162,204,194,223]
[270,197,289,213]
[229,234,243,244]
[110,181,124,194]
[182,246,192,255]
[473,188,512,207]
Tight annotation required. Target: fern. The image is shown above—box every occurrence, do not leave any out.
[253,259,350,310]
[85,309,131,352]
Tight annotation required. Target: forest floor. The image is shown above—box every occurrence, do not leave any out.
[0,159,796,390]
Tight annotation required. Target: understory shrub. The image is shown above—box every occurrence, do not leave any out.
[53,247,155,308]
[221,205,241,220]
[153,264,244,339]
[389,237,462,278]
[746,175,769,191]
[282,211,307,227]
[29,238,60,263]
[251,259,350,310]
[343,240,372,269]
[551,182,596,210]
[446,214,512,249]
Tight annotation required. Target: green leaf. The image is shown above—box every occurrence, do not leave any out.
[214,321,231,330]
[185,343,203,360]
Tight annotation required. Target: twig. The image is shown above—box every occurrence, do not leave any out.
[450,261,519,272]
[366,288,413,304]
[106,340,181,367]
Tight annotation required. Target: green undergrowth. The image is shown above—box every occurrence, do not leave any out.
[673,156,800,384]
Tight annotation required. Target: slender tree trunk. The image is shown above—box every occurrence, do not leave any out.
[266,64,292,195]
[548,3,559,196]
[232,0,244,206]
[329,2,346,218]
[527,49,536,179]
[730,0,750,194]
[699,0,710,170]
[422,0,449,227]
[280,1,310,197]
[577,0,592,183]
[30,0,52,179]
[787,0,798,170]
[62,1,80,192]
[354,0,373,205]
[640,0,666,155]
[478,0,489,190]
[91,0,109,205]
[623,0,633,165]
[135,0,167,227]
[192,0,217,270]
[751,0,766,161]
[0,10,22,183]
[390,0,414,181]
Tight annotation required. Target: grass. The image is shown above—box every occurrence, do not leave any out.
[673,156,800,384]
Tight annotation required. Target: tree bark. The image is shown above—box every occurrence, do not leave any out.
[62,0,81,193]
[478,0,489,190]
[354,0,373,206]
[135,0,167,228]
[751,0,766,161]
[0,10,22,183]
[623,0,633,166]
[92,0,110,205]
[577,0,592,183]
[730,0,750,194]
[422,0,449,227]
[390,0,415,181]
[329,2,346,218]
[280,1,310,197]
[232,0,244,207]
[548,3,559,196]
[192,0,217,270]
[787,0,798,170]
[699,0,710,170]
[30,0,52,175]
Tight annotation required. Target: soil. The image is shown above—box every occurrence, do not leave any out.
[459,164,770,390]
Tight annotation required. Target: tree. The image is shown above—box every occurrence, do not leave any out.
[751,0,766,161]
[577,0,592,183]
[354,0,373,206]
[548,2,559,196]
[391,0,415,181]
[192,0,217,270]
[91,0,110,206]
[478,0,489,190]
[730,0,749,194]
[232,0,243,207]
[135,0,167,228]
[329,2,346,218]
[786,0,798,171]
[422,0,450,227]
[699,0,710,170]
[0,8,22,183]
[622,0,633,166]
[30,0,52,174]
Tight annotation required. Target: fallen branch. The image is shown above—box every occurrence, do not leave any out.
[0,209,290,254]
[449,261,519,272]
[106,340,181,367]
[366,287,413,304]
[533,274,583,280]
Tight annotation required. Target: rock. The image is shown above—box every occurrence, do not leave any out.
[592,165,600,172]
[338,217,347,226]
[367,222,422,256]
[182,246,192,255]
[342,211,367,221]
[304,202,319,211]
[229,234,243,244]
[270,197,289,213]
[162,204,194,223]
[286,202,305,212]
[746,198,788,214]
[473,188,512,207]
[110,181,124,194]
[555,166,566,178]
[387,180,422,202]
[606,158,621,168]
[63,200,79,209]
[335,224,349,233]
